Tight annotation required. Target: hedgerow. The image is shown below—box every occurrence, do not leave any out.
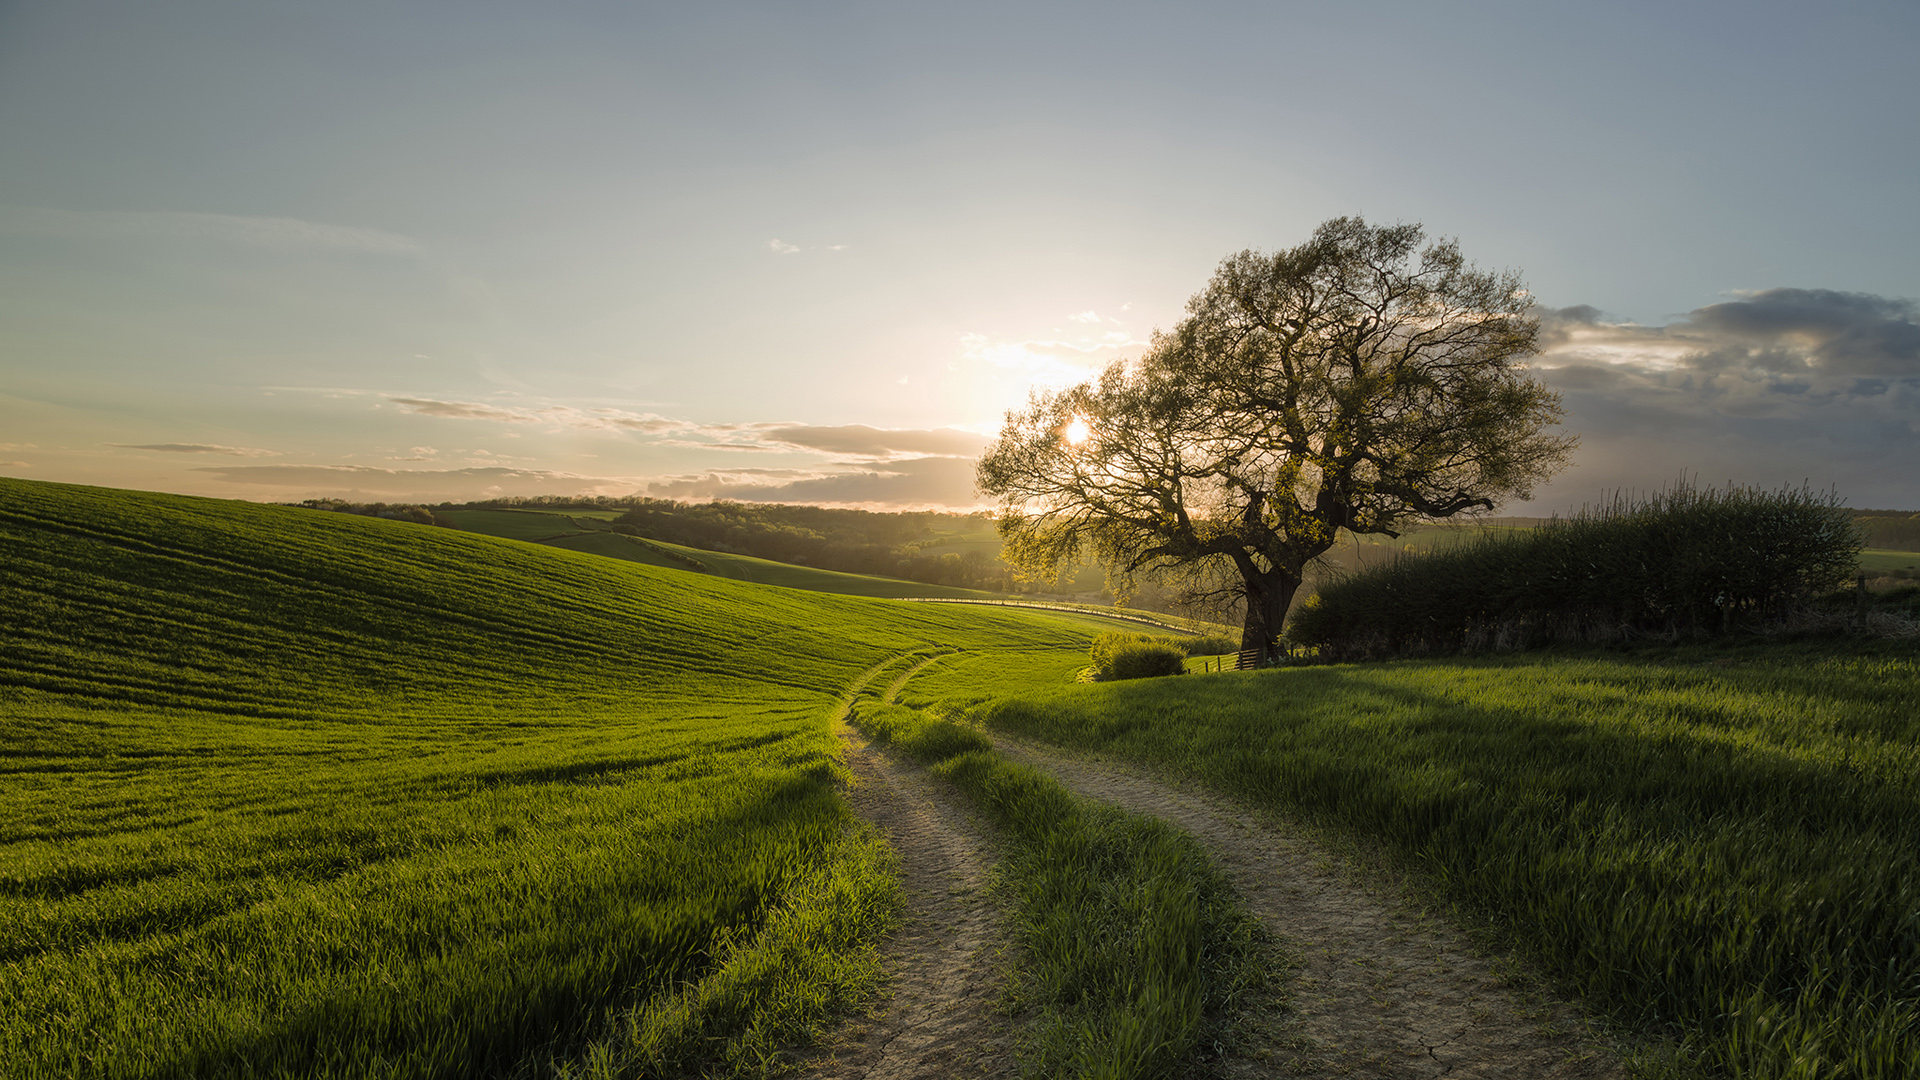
[1289,481,1860,658]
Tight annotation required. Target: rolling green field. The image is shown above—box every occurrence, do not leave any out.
[0,479,1111,1078]
[442,507,1002,600]
[978,644,1920,1078]
[1861,548,1920,575]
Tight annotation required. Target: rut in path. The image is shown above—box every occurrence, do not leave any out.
[804,655,1016,1079]
[995,738,1629,1080]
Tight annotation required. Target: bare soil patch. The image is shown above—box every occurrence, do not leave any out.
[996,739,1629,1080]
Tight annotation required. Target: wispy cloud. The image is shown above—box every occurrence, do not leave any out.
[386,396,983,461]
[111,442,280,457]
[194,464,637,501]
[767,238,800,255]
[960,331,1149,391]
[648,456,983,510]
[0,207,423,255]
[388,397,682,433]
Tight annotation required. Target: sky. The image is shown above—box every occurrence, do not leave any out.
[3,0,1917,512]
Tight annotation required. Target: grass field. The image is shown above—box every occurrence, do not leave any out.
[1861,548,1920,575]
[0,479,1110,1078]
[443,508,1003,600]
[977,642,1920,1078]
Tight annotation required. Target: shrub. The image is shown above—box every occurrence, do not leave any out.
[1108,642,1186,680]
[1289,480,1861,658]
[1178,633,1240,657]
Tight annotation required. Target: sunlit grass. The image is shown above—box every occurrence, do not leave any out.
[0,478,1103,1078]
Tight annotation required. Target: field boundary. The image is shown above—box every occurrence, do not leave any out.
[897,597,1213,634]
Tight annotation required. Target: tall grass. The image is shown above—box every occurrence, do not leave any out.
[1290,482,1861,658]
[978,644,1920,1078]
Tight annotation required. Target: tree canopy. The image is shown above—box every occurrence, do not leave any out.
[977,216,1577,653]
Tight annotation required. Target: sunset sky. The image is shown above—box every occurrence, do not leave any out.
[3,1,1917,511]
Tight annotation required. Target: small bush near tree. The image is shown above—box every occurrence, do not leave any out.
[1090,632,1188,680]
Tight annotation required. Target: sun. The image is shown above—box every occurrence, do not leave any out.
[1063,417,1091,445]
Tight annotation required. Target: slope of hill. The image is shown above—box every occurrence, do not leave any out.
[0,479,1100,1078]
[441,506,1004,599]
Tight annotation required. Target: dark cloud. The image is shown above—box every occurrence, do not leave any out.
[1527,288,1920,510]
[647,456,982,510]
[1681,290,1920,374]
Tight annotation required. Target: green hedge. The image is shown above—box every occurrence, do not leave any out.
[1090,633,1189,680]
[1289,482,1860,658]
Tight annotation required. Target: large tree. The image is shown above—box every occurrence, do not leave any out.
[977,217,1577,654]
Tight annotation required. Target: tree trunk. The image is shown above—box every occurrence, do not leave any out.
[1239,569,1302,658]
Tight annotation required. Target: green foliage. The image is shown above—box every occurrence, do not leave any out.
[1290,481,1862,657]
[845,702,1264,1078]
[0,478,1103,1079]
[1178,633,1240,657]
[1090,633,1189,680]
[1855,512,1920,552]
[978,643,1920,1079]
[1107,643,1187,681]
[613,499,1015,592]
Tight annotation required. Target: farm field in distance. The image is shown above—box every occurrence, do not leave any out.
[0,478,1128,1078]
[441,507,1003,599]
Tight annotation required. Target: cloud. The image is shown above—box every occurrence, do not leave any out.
[749,423,987,459]
[388,397,683,433]
[1527,289,1920,509]
[960,331,1149,391]
[767,239,800,254]
[1068,310,1102,323]
[0,207,423,255]
[194,464,637,501]
[386,396,983,461]
[111,442,279,457]
[389,398,538,423]
[647,456,984,510]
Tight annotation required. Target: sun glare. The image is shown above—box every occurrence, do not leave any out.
[1064,417,1091,445]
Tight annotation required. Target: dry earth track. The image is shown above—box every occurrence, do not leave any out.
[995,738,1631,1079]
[811,653,1632,1078]
[802,656,1017,1079]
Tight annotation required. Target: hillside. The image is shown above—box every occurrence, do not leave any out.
[438,506,1003,599]
[0,478,1106,1078]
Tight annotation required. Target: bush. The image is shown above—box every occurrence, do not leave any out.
[1178,633,1240,657]
[1289,480,1861,658]
[1090,633,1187,680]
[1107,643,1187,680]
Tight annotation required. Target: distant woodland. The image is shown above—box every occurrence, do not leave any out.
[290,497,1920,590]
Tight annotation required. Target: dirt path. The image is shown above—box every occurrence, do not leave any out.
[803,657,1016,1079]
[995,739,1628,1080]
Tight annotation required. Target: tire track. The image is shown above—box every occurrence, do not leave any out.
[805,655,1015,1079]
[995,738,1628,1080]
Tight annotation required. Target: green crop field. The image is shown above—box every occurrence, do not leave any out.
[1861,548,1920,575]
[442,508,1004,600]
[535,529,701,570]
[977,643,1920,1078]
[437,507,612,541]
[0,479,1111,1079]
